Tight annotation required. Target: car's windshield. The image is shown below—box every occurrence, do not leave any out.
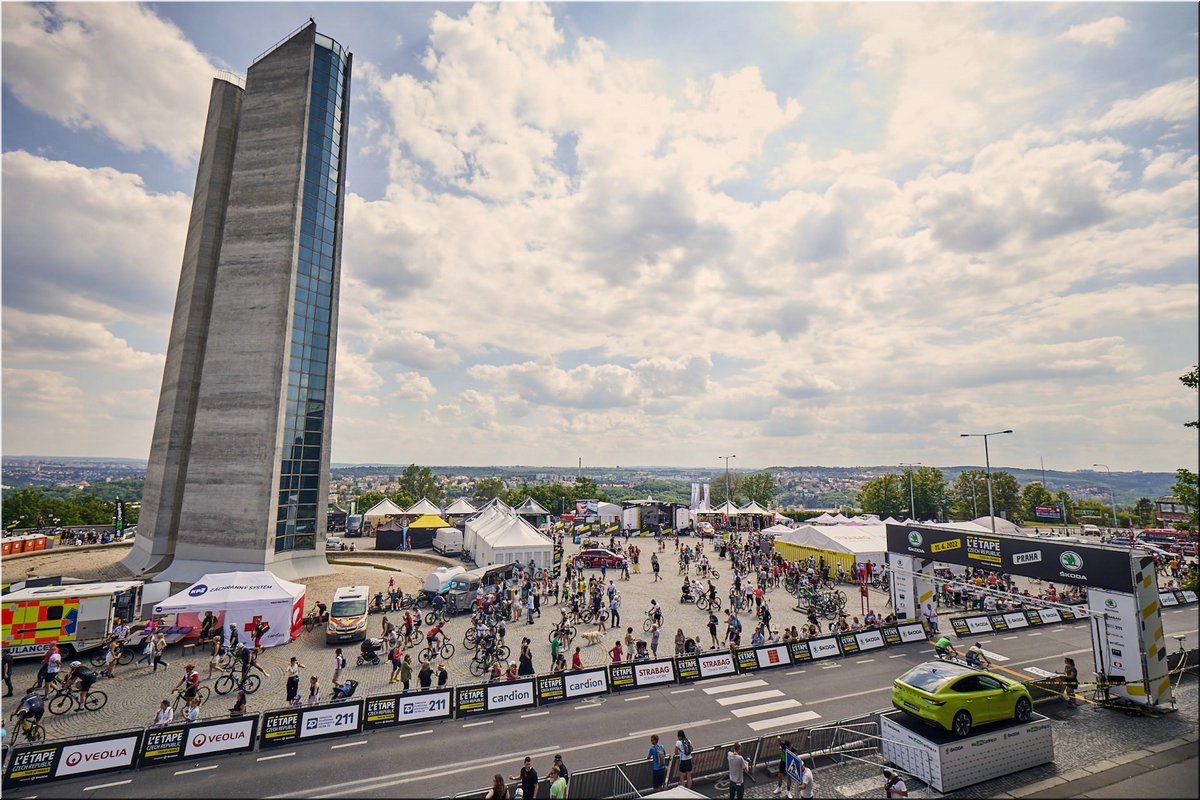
[899,665,959,693]
[331,598,366,617]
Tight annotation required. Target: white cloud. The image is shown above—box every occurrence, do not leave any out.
[0,3,218,164]
[392,372,437,401]
[1060,16,1129,47]
[1091,78,1200,130]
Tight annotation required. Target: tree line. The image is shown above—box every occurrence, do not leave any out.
[2,485,139,531]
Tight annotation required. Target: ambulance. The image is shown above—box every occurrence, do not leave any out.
[1,580,146,659]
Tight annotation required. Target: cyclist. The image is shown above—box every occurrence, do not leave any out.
[680,579,693,603]
[63,661,98,712]
[965,643,990,669]
[934,635,959,661]
[10,688,45,735]
[431,592,447,621]
[425,623,443,652]
[174,663,201,702]
[647,600,663,628]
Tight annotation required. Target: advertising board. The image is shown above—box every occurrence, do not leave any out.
[897,622,928,643]
[363,690,452,729]
[633,658,677,687]
[1002,612,1029,630]
[676,651,737,682]
[4,730,144,789]
[454,680,536,716]
[808,636,841,660]
[1159,591,1179,607]
[735,643,791,672]
[855,629,886,651]
[139,718,257,765]
[880,624,902,645]
[299,701,362,740]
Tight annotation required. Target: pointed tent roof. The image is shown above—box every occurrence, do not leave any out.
[882,517,903,525]
[406,498,441,516]
[809,512,836,524]
[444,497,478,516]
[408,514,450,529]
[711,501,741,516]
[485,497,512,513]
[515,497,551,516]
[739,500,772,515]
[363,497,405,519]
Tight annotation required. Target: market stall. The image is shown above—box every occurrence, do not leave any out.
[153,571,304,647]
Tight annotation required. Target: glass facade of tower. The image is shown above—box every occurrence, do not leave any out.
[276,35,348,553]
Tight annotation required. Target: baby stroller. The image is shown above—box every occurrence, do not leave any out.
[356,638,383,666]
[332,679,359,700]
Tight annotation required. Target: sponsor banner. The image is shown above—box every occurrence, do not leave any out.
[633,658,676,687]
[1002,612,1029,630]
[787,640,813,663]
[989,614,1009,632]
[897,623,928,643]
[888,554,919,623]
[1089,588,1144,701]
[950,617,970,637]
[734,643,791,672]
[260,709,301,747]
[56,734,140,777]
[855,629,886,651]
[487,680,536,712]
[885,524,1137,592]
[1159,591,1179,607]
[675,656,701,682]
[1034,506,1062,519]
[299,701,362,740]
[676,651,736,681]
[4,743,61,787]
[536,674,567,704]
[1023,609,1043,626]
[966,616,994,635]
[808,636,841,660]
[836,633,859,655]
[1183,591,1198,604]
[564,668,609,699]
[364,690,452,728]
[184,718,258,757]
[139,727,187,765]
[455,684,490,716]
[1039,608,1062,625]
[608,663,636,691]
[1061,606,1082,622]
[880,624,902,645]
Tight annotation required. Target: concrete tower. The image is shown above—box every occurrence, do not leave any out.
[125,22,350,582]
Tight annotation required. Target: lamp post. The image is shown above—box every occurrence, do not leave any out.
[960,430,1013,535]
[719,455,736,508]
[1092,463,1117,529]
[899,462,921,521]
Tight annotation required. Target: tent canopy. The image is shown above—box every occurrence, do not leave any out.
[154,571,304,648]
[475,515,553,569]
[514,497,551,516]
[740,501,772,515]
[408,514,450,529]
[444,497,479,516]
[363,497,405,520]
[772,524,888,562]
[406,498,442,516]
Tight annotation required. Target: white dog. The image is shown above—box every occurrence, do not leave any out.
[579,630,604,646]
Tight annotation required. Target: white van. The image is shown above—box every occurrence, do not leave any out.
[326,585,369,644]
[432,527,464,555]
[1080,524,1101,536]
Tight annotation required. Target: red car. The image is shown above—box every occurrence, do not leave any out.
[574,548,626,569]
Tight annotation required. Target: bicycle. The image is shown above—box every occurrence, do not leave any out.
[696,594,722,613]
[417,640,455,664]
[89,643,135,668]
[643,611,663,632]
[10,714,45,744]
[467,646,511,677]
[214,669,262,695]
[302,608,325,633]
[47,683,107,715]
[173,685,212,713]
[424,609,449,627]
[548,622,577,645]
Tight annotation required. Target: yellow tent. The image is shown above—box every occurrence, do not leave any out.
[408,514,450,529]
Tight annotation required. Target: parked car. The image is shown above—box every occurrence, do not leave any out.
[574,548,626,568]
[891,660,1032,737]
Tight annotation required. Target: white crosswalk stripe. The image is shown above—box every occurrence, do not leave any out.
[701,676,822,730]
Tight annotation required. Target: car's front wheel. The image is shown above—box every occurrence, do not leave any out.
[952,710,973,737]
[1014,696,1032,723]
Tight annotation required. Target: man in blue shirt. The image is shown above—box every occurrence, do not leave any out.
[648,734,669,790]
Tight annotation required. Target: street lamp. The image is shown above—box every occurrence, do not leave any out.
[960,430,1013,535]
[719,455,736,508]
[899,462,921,521]
[1092,463,1118,529]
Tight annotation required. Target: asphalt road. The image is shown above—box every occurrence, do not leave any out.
[12,605,1197,799]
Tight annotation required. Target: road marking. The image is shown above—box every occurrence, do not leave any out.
[980,640,992,644]
[821,663,842,669]
[671,688,695,694]
[573,703,603,710]
[624,694,650,702]
[855,658,875,663]
[746,711,821,731]
[1003,635,1019,640]
[463,720,493,728]
[1028,632,1042,636]
[258,752,296,761]
[716,690,784,706]
[979,647,1009,662]
[888,654,906,658]
[1024,666,1057,678]
[521,711,550,718]
[785,669,806,675]
[84,780,132,791]
[396,729,433,739]
[331,740,368,749]
[702,680,768,695]
[175,764,220,775]
[730,699,802,717]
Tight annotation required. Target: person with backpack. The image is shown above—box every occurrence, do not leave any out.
[675,730,694,788]
[648,734,669,790]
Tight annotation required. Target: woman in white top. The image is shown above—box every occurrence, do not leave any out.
[152,700,174,728]
[185,696,201,723]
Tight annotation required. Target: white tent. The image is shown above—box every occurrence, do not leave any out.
[154,571,305,648]
[882,517,903,526]
[709,501,741,516]
[773,512,792,523]
[463,506,507,555]
[363,497,405,521]
[739,501,773,516]
[514,497,551,516]
[809,512,837,524]
[596,502,623,523]
[406,497,442,516]
[475,516,553,569]
[772,524,889,565]
[445,497,478,516]
[970,516,1023,535]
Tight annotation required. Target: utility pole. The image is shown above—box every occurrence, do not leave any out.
[719,455,736,507]
[899,462,921,521]
[961,430,1014,536]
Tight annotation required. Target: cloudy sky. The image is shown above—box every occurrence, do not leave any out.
[2,2,1197,473]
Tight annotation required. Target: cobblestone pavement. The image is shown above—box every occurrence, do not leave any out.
[730,672,1200,799]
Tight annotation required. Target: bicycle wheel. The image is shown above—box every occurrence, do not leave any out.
[464,629,479,649]
[469,658,488,677]
[418,647,434,664]
[496,645,510,661]
[196,685,212,704]
[214,674,235,695]
[118,647,136,666]
[85,690,107,712]
[424,611,437,626]
[48,693,73,715]
[643,618,653,632]
[439,642,455,660]
[89,649,107,667]
[27,723,45,743]
[243,673,262,694]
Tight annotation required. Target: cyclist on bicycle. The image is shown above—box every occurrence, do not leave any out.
[934,636,959,661]
[10,688,45,729]
[63,661,97,711]
[426,624,443,650]
[648,600,663,627]
[174,663,201,702]
[680,580,693,603]
[432,592,447,619]
[965,643,990,669]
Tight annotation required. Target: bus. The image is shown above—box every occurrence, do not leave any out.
[1137,529,1197,556]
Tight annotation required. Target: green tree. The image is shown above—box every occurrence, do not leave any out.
[354,491,385,515]
[1054,490,1074,525]
[1020,482,1054,522]
[2,487,44,529]
[1171,468,1198,530]
[473,477,505,501]
[911,467,948,521]
[397,465,444,505]
[949,471,987,520]
[1182,365,1199,429]
[709,473,742,507]
[740,471,777,507]
[858,474,906,518]
[1133,497,1155,528]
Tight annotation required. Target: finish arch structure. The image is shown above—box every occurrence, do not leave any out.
[886,523,1171,708]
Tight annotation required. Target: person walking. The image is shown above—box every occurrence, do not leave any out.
[650,625,661,658]
[708,612,720,649]
[651,553,661,581]
[510,756,539,800]
[2,649,14,697]
[306,675,321,707]
[648,734,669,791]
[1063,657,1079,707]
[152,631,169,672]
[399,654,413,691]
[797,757,814,800]
[773,739,793,798]
[286,656,305,707]
[610,592,621,627]
[332,648,346,685]
[727,741,748,800]
[527,593,536,625]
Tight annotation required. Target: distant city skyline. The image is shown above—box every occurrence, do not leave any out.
[2,3,1197,473]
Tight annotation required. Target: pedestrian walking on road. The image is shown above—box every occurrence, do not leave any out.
[652,553,661,581]
[1063,657,1079,707]
[152,632,169,672]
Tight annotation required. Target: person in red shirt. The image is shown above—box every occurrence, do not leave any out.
[175,663,201,701]
[571,646,584,671]
[608,640,623,664]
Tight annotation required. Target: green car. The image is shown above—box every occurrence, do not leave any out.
[892,660,1033,737]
